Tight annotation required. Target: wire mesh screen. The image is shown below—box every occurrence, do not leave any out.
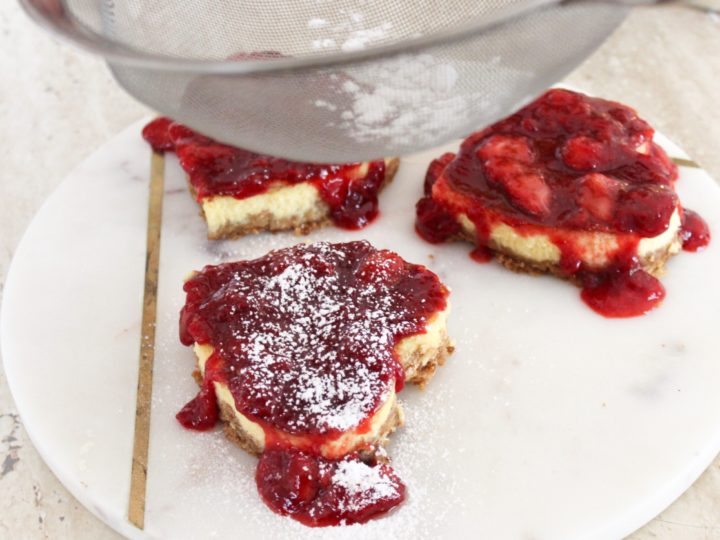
[58,0,627,161]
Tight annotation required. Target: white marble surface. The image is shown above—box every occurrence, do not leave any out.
[2,1,720,538]
[4,117,720,540]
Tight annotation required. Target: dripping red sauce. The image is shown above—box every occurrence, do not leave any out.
[415,153,461,243]
[470,246,493,263]
[256,448,405,527]
[175,380,218,431]
[416,89,710,317]
[680,208,710,252]
[142,118,388,230]
[176,241,448,525]
[580,266,665,318]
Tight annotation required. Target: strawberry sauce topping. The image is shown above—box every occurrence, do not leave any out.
[177,241,448,525]
[256,449,405,527]
[580,266,666,318]
[142,118,388,230]
[680,208,711,252]
[175,379,219,431]
[416,89,710,317]
[415,153,461,244]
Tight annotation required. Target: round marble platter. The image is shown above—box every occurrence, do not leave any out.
[3,118,720,540]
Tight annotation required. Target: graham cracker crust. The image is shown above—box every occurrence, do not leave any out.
[208,209,332,240]
[403,333,455,389]
[192,157,400,240]
[218,398,265,456]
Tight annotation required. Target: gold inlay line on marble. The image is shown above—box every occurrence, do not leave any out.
[672,157,700,169]
[128,151,165,529]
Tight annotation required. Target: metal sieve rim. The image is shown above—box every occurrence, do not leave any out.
[20,0,555,73]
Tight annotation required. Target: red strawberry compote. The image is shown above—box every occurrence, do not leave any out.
[416,89,710,317]
[256,449,405,526]
[142,118,388,229]
[177,241,449,525]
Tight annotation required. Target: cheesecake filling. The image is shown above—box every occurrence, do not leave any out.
[201,182,327,237]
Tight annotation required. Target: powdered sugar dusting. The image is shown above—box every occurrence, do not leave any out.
[307,10,393,52]
[310,56,530,153]
[331,458,402,508]
[315,55,467,146]
[256,448,406,526]
[181,241,448,436]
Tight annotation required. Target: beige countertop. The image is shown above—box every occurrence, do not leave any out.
[1,2,720,538]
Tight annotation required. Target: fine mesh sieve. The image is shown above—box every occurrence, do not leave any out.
[21,0,630,162]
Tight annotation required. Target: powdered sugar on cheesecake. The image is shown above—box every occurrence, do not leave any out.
[180,241,449,436]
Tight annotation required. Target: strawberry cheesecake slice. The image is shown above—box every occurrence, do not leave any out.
[143,118,399,238]
[416,89,710,317]
[176,241,452,526]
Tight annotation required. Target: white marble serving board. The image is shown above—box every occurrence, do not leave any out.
[2,118,720,540]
